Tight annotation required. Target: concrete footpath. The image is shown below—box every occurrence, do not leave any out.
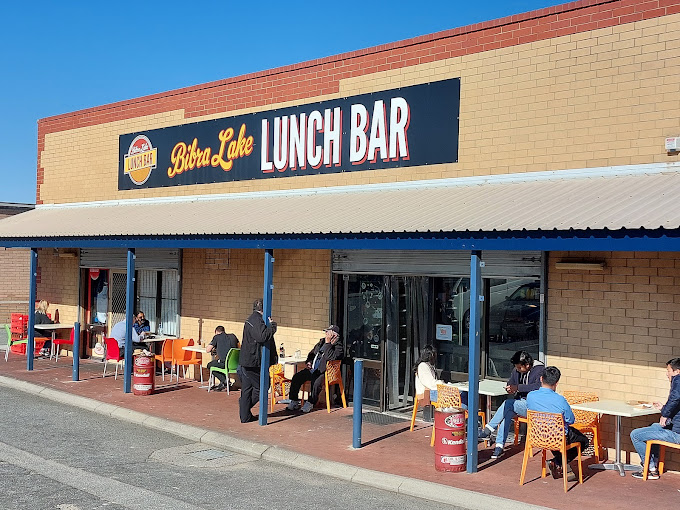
[0,374,543,510]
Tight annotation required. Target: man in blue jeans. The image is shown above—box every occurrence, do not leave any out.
[478,350,544,459]
[630,357,680,480]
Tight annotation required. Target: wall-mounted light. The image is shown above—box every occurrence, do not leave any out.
[555,261,605,271]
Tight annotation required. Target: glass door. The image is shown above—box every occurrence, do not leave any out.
[344,274,384,409]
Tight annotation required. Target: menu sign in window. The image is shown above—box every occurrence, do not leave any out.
[118,78,460,190]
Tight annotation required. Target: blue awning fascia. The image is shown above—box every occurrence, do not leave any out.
[0,229,678,251]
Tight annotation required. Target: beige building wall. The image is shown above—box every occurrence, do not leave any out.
[548,250,680,468]
[35,249,80,341]
[38,14,680,205]
[179,249,331,362]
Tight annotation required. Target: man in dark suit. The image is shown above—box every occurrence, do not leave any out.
[286,325,343,413]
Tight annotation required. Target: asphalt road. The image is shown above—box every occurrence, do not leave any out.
[0,387,462,510]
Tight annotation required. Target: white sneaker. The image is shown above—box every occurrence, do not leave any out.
[301,401,314,413]
[286,400,301,411]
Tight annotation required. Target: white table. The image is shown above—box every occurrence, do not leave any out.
[181,344,207,387]
[451,379,509,420]
[34,323,73,360]
[571,399,660,477]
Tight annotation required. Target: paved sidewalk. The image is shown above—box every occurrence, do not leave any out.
[0,357,678,509]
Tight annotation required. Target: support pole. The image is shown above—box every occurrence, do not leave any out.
[27,248,38,371]
[124,248,135,393]
[352,359,364,448]
[259,249,274,426]
[467,250,482,473]
[72,321,80,381]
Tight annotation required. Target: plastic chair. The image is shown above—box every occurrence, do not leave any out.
[103,337,124,379]
[171,338,203,385]
[269,363,291,412]
[208,348,240,395]
[154,338,174,381]
[324,360,347,413]
[519,410,583,493]
[642,440,680,480]
[52,327,75,362]
[409,389,431,432]
[514,416,528,445]
[563,390,603,461]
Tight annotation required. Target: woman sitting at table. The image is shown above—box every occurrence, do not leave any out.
[34,300,54,357]
[414,345,445,422]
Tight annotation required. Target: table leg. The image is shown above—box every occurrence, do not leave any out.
[587,415,638,476]
[485,395,492,423]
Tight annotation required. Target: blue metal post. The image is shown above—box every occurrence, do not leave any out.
[26,248,38,371]
[352,359,364,448]
[124,248,135,393]
[467,250,482,473]
[72,321,80,381]
[259,249,274,426]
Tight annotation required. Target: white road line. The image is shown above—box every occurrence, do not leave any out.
[0,441,203,510]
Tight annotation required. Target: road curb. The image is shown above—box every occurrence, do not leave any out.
[0,375,547,510]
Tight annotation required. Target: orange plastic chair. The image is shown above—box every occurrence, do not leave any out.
[324,360,347,413]
[519,410,584,493]
[410,390,431,432]
[642,440,680,480]
[103,337,124,379]
[269,363,291,412]
[154,338,174,381]
[429,385,486,447]
[514,416,528,445]
[171,338,203,385]
[563,390,603,461]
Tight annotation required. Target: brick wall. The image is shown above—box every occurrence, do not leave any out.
[35,249,80,336]
[0,248,30,325]
[548,250,680,468]
[36,0,680,204]
[179,248,330,363]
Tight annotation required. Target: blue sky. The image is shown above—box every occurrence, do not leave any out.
[0,0,564,204]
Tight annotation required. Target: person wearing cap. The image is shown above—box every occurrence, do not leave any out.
[286,325,343,413]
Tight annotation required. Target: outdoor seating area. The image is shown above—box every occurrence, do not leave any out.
[0,353,676,510]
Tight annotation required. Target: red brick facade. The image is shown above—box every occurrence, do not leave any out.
[35,0,680,203]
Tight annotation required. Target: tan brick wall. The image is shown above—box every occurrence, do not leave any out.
[35,249,80,335]
[179,249,330,366]
[0,248,30,324]
[548,250,680,469]
[39,13,680,205]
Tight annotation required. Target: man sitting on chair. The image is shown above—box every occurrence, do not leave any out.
[206,326,239,392]
[286,325,343,413]
[110,319,147,355]
[630,357,680,480]
[526,366,589,481]
[478,350,545,459]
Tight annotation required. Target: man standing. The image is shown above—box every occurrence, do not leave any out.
[630,357,680,480]
[286,325,343,413]
[238,299,277,423]
[526,366,589,481]
[206,325,239,392]
[478,350,545,459]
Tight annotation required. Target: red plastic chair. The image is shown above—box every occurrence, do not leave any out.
[103,337,124,379]
[52,328,75,362]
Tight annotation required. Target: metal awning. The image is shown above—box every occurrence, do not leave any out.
[2,163,680,250]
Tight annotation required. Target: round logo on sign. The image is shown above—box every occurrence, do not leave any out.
[124,135,157,185]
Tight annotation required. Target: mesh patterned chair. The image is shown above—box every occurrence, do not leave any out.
[642,440,680,480]
[563,390,603,461]
[428,384,487,447]
[519,410,584,493]
[324,360,347,413]
[269,363,291,412]
[154,338,174,381]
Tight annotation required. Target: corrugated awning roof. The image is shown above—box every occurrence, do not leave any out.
[0,165,678,241]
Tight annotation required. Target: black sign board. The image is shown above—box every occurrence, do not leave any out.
[118,78,460,190]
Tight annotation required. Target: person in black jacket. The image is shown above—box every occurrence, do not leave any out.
[478,350,545,459]
[286,325,343,413]
[630,357,680,480]
[238,299,277,423]
[34,300,54,357]
[206,326,239,392]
